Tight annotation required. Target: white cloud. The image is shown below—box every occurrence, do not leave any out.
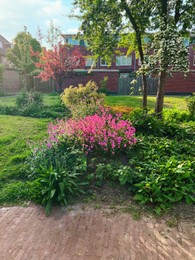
[66,28,79,34]
[0,0,80,44]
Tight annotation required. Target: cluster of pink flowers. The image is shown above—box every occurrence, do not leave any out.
[47,108,137,154]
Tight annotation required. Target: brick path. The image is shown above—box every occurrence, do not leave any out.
[0,205,194,260]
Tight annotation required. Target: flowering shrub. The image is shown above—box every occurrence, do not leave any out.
[48,108,137,155]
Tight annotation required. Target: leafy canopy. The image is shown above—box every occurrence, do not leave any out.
[6,27,42,75]
[32,44,84,91]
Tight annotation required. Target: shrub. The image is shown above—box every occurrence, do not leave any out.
[129,108,194,139]
[61,80,105,118]
[47,108,137,155]
[186,95,195,115]
[16,89,43,109]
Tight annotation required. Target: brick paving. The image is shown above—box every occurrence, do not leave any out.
[0,205,194,260]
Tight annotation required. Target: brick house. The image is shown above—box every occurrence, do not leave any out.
[61,34,195,95]
[0,35,11,67]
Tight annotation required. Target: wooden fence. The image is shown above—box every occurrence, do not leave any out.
[118,75,158,95]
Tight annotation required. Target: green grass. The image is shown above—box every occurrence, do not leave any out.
[105,95,188,110]
[0,115,49,188]
[0,94,188,110]
[0,93,61,107]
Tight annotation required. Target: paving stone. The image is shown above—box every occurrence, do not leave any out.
[0,205,194,260]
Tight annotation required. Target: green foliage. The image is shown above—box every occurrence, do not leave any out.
[61,80,105,118]
[133,158,195,215]
[186,95,195,115]
[38,161,86,215]
[6,27,42,78]
[128,108,194,139]
[26,139,87,215]
[98,76,108,95]
[16,89,43,109]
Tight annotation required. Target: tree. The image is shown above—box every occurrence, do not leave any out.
[32,44,84,92]
[73,0,153,110]
[147,0,195,117]
[73,0,195,116]
[6,27,42,89]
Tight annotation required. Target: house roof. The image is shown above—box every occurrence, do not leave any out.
[0,35,11,57]
[0,34,11,45]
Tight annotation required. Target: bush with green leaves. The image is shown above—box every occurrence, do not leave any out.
[16,89,43,109]
[26,139,87,215]
[61,80,105,118]
[15,89,44,117]
[129,108,194,139]
[186,95,195,116]
[133,157,195,215]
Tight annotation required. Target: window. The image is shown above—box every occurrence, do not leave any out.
[0,41,2,48]
[64,37,80,45]
[116,55,132,66]
[85,58,94,67]
[190,37,195,44]
[100,58,108,66]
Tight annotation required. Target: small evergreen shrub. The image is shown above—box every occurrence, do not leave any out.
[61,80,105,118]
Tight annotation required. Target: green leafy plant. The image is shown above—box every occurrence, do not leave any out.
[186,95,195,116]
[133,158,195,215]
[26,139,87,215]
[38,161,86,215]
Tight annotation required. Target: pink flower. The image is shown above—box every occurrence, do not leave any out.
[47,107,137,154]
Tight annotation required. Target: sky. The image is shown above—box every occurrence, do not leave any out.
[0,0,80,44]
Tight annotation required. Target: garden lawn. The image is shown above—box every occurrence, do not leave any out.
[105,95,188,110]
[0,94,188,110]
[0,93,60,107]
[0,115,49,204]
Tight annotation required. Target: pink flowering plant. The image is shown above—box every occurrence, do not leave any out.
[48,108,137,155]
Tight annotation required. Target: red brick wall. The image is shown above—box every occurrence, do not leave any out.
[61,70,119,93]
[3,68,20,94]
[165,72,195,93]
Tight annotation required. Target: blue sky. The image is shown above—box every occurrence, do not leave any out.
[0,0,80,43]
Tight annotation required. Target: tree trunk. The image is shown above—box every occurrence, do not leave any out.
[120,0,148,110]
[155,71,166,118]
[142,74,147,110]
